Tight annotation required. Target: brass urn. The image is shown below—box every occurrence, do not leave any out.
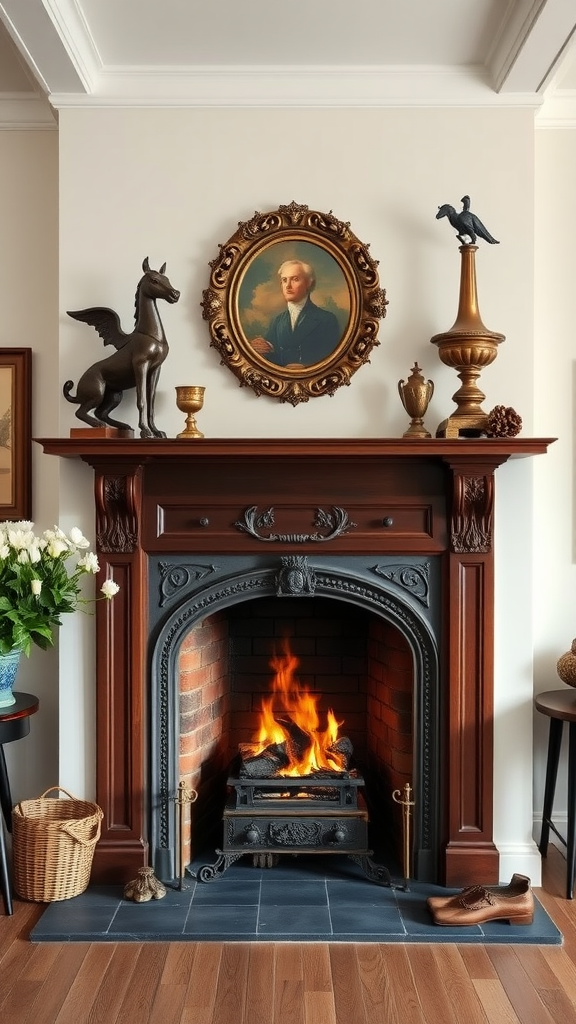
[431,245,504,438]
[398,363,434,438]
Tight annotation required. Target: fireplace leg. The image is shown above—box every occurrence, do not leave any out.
[193,849,245,882]
[347,854,394,888]
[194,848,395,887]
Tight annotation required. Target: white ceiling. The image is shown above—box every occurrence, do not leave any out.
[1,0,576,124]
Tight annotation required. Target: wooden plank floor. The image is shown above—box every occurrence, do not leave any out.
[0,847,575,1024]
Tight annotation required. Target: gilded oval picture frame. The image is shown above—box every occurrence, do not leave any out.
[201,201,388,405]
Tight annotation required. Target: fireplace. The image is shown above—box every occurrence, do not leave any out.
[148,566,441,884]
[38,436,552,887]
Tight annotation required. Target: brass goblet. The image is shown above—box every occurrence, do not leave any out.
[175,386,205,439]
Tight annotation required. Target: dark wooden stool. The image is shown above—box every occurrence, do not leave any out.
[0,693,39,915]
[535,688,576,899]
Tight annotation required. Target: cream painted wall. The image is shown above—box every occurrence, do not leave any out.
[533,129,576,832]
[58,108,534,443]
[0,129,60,801]
[3,104,556,883]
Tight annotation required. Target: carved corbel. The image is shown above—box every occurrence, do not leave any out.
[451,473,494,553]
[95,468,142,553]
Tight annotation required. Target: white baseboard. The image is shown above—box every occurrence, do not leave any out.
[497,841,542,886]
[533,814,567,853]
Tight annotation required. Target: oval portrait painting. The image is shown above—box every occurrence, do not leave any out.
[202,202,387,405]
[237,240,351,369]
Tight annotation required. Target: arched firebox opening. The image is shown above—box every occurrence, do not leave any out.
[149,554,441,884]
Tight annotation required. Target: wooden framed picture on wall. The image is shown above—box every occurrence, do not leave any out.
[201,202,388,406]
[0,349,32,520]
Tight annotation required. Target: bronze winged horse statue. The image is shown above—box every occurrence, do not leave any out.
[63,258,180,437]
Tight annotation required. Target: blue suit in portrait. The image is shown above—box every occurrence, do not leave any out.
[263,298,341,367]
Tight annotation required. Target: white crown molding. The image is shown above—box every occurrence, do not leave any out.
[0,92,56,129]
[0,0,98,94]
[42,0,101,91]
[536,88,576,126]
[489,0,576,93]
[487,0,546,90]
[48,64,544,109]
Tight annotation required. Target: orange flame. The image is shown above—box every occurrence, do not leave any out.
[250,641,345,776]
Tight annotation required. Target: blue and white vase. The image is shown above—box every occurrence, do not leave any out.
[0,648,22,708]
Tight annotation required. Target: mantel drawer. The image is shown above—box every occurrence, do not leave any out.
[145,500,446,552]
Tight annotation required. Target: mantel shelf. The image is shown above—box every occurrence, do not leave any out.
[36,436,555,464]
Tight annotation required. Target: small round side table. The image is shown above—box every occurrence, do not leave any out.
[0,692,39,915]
[535,688,576,900]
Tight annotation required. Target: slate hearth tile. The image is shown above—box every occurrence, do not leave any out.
[330,904,404,935]
[256,855,341,880]
[479,897,562,944]
[326,879,396,906]
[260,879,328,906]
[112,900,190,935]
[59,885,125,907]
[191,879,261,905]
[258,905,332,935]
[395,889,458,930]
[31,903,119,940]
[184,904,259,936]
[402,908,482,939]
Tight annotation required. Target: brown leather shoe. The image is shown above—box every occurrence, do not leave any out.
[427,873,530,913]
[429,876,534,927]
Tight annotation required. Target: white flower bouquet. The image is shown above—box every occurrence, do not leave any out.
[0,520,119,656]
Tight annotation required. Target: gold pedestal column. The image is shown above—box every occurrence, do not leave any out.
[431,245,504,438]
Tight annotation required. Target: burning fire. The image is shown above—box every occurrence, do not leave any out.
[248,642,346,776]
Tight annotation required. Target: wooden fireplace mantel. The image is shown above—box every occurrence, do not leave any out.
[38,435,552,462]
[38,436,554,886]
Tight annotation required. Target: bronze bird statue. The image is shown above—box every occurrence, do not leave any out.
[436,195,499,245]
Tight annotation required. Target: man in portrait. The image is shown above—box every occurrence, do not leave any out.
[250,260,341,367]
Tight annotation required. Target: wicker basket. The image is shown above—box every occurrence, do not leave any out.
[12,786,103,902]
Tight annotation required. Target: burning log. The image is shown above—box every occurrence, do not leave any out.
[240,641,354,778]
[275,715,312,765]
[238,742,289,778]
[237,729,354,778]
[327,735,353,770]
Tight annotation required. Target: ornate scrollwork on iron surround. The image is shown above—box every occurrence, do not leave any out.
[370,562,430,607]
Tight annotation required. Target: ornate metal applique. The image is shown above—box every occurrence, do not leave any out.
[370,562,430,607]
[158,561,218,606]
[275,556,317,596]
[234,506,357,543]
[268,820,322,846]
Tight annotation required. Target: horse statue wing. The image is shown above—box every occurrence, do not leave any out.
[67,307,130,350]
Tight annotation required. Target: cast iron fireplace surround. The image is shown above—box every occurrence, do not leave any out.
[38,437,552,887]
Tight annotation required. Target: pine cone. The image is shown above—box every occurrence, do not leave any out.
[485,405,522,438]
